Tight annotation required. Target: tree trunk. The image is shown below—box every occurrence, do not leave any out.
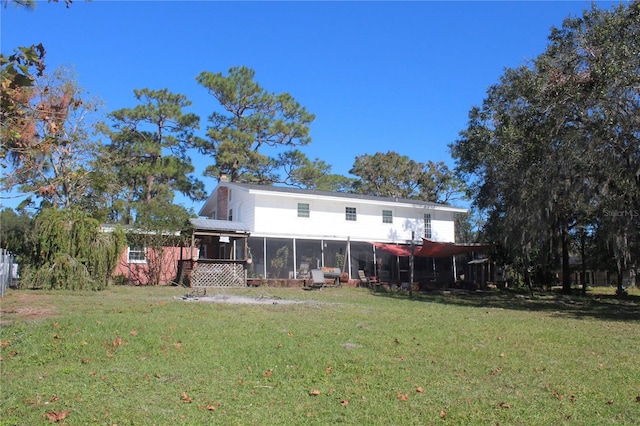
[524,250,534,297]
[561,225,572,294]
[580,230,587,296]
[616,258,626,297]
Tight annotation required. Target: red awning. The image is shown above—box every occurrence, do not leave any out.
[371,242,415,257]
[415,239,493,258]
[372,240,493,258]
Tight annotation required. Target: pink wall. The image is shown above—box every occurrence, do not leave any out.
[113,246,197,285]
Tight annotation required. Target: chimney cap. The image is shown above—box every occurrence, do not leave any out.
[219,174,229,182]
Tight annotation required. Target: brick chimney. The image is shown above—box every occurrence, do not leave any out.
[217,185,229,220]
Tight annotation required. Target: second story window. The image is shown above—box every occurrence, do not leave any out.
[229,209,233,221]
[298,203,310,218]
[346,207,357,221]
[382,210,393,223]
[424,213,432,239]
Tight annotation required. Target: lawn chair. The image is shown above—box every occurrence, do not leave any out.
[298,262,310,279]
[358,270,380,289]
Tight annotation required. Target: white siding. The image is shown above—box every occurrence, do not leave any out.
[201,183,463,243]
[248,192,457,243]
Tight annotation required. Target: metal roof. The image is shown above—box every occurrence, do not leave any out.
[228,182,449,207]
[189,218,250,233]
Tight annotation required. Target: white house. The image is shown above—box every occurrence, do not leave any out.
[194,180,468,286]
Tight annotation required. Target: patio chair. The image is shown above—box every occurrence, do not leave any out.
[298,262,310,279]
[358,270,380,289]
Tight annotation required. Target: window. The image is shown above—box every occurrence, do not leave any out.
[297,203,310,218]
[424,213,432,239]
[346,207,357,221]
[228,209,233,221]
[382,210,393,224]
[128,246,146,263]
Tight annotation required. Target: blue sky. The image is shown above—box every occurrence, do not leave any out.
[1,1,620,212]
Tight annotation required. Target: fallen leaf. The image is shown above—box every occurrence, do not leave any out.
[499,402,511,409]
[309,389,320,396]
[440,410,447,418]
[394,338,400,344]
[326,366,332,374]
[287,332,294,336]
[636,396,640,403]
[607,399,614,405]
[43,410,71,423]
[53,334,60,339]
[416,387,424,393]
[0,340,11,348]
[262,369,272,377]
[341,399,349,407]
[207,401,220,411]
[499,352,505,357]
[570,395,576,403]
[397,393,409,401]
[81,359,89,364]
[130,329,137,336]
[173,342,183,350]
[112,337,126,348]
[181,392,193,403]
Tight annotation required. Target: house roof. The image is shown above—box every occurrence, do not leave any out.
[230,182,454,207]
[189,218,250,234]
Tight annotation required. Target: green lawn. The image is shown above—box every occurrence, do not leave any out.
[1,286,639,425]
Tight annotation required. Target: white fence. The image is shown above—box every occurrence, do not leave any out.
[0,249,18,297]
[190,261,246,288]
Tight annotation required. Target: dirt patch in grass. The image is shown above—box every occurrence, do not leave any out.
[0,291,58,324]
[180,293,308,305]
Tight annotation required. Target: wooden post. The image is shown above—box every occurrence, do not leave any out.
[409,231,415,297]
[345,237,351,280]
[452,255,457,283]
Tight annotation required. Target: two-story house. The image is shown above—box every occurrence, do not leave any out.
[192,179,469,287]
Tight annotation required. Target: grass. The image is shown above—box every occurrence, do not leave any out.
[1,285,639,425]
